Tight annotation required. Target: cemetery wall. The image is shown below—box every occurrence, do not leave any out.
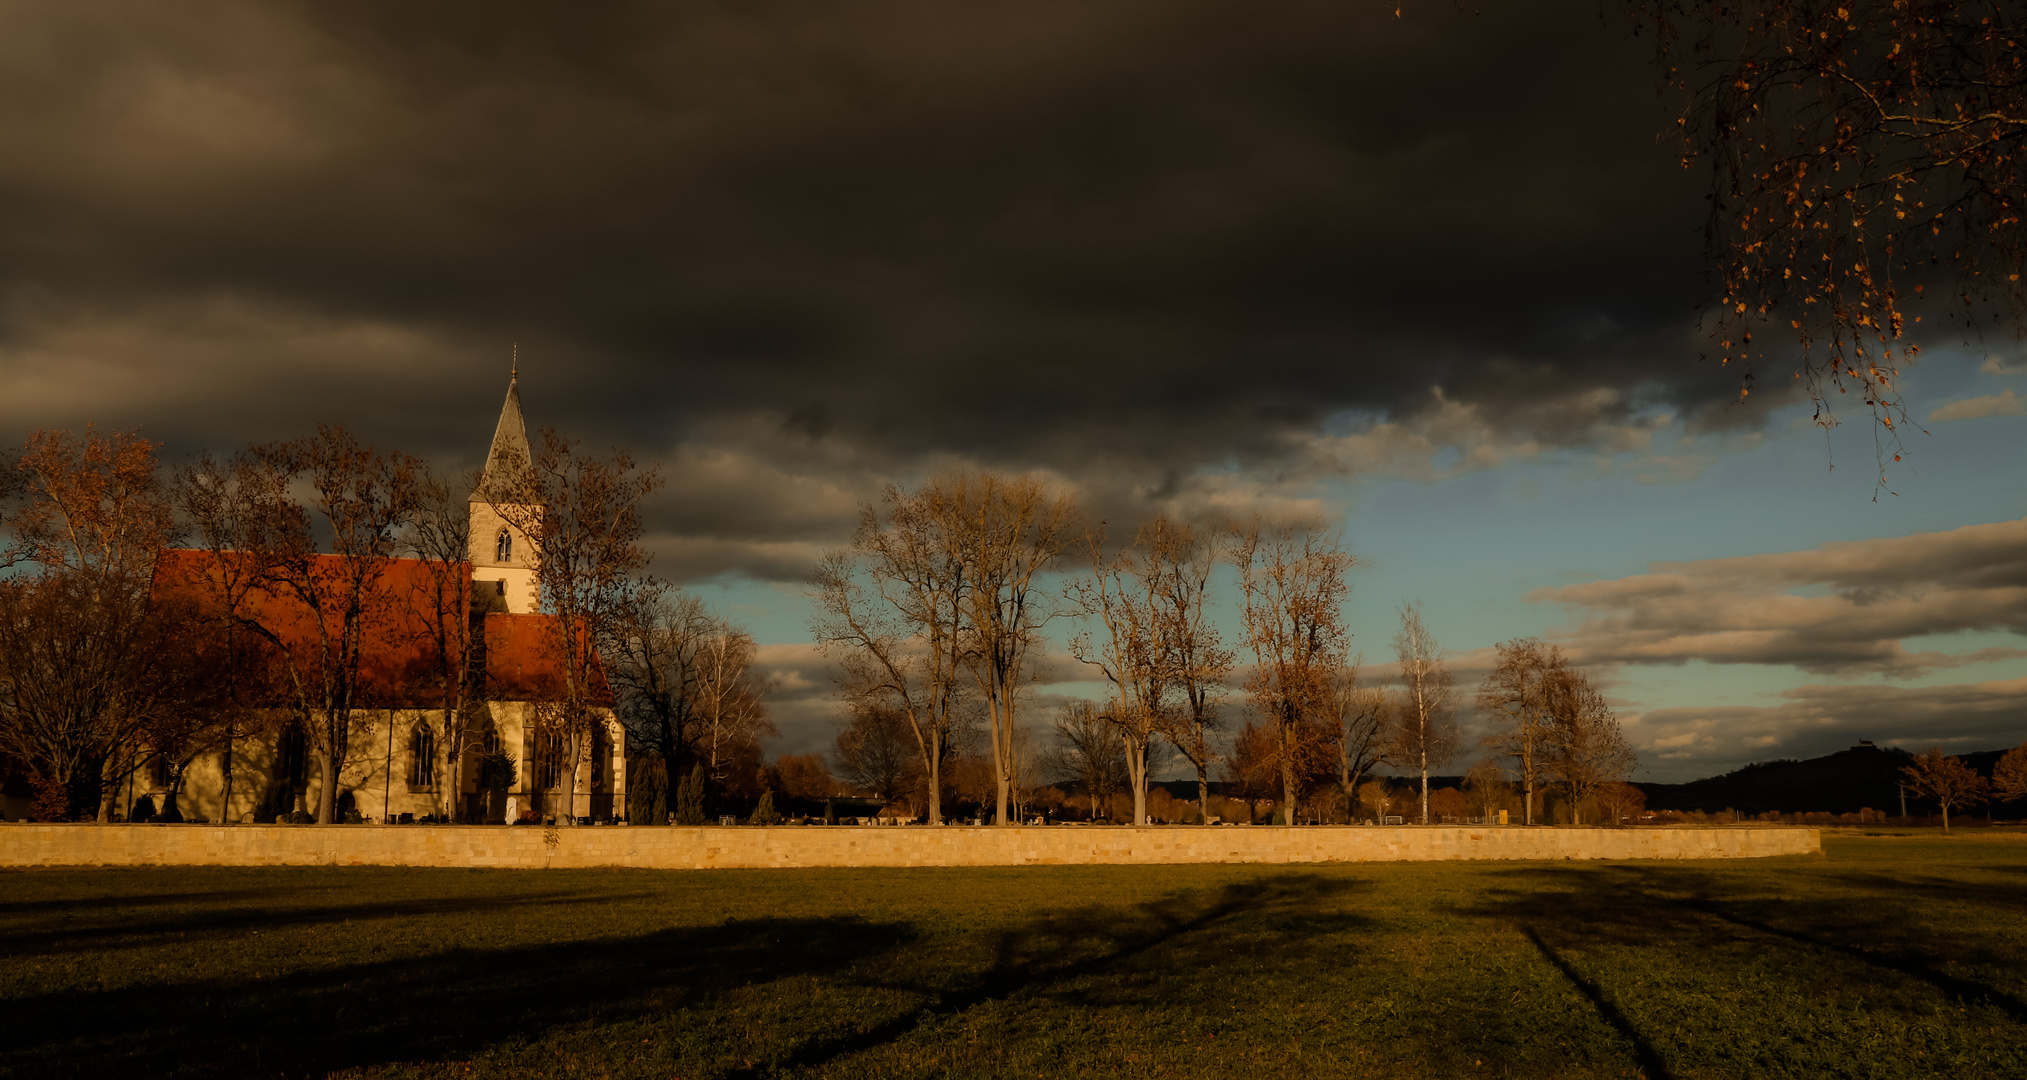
[0,822,1819,869]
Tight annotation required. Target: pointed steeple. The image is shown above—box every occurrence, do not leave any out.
[474,370,532,501]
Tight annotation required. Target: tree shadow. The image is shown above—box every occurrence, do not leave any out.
[1683,900,2027,1024]
[1821,868,2027,914]
[0,889,656,959]
[728,872,1372,1077]
[1461,862,2027,1025]
[1,911,916,1078]
[1521,926,1677,1080]
[0,887,300,917]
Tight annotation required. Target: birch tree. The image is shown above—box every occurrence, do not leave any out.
[1390,602,1457,826]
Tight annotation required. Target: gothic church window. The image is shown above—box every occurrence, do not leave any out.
[408,724,436,788]
[496,528,512,562]
[536,731,565,790]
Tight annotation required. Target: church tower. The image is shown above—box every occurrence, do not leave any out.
[470,371,542,614]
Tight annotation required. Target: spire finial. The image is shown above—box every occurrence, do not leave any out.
[511,343,518,380]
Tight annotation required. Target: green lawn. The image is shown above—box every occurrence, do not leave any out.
[2,831,2022,1079]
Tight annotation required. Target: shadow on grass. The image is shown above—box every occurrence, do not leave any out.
[1464,862,2027,1025]
[1,912,915,1079]
[1684,900,2027,1024]
[0,889,654,959]
[0,887,305,917]
[1521,927,1677,1080]
[729,872,1370,1077]
[1820,868,2027,915]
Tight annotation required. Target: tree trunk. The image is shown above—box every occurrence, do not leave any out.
[1124,735,1149,826]
[557,729,583,826]
[992,721,1012,826]
[921,732,943,825]
[1197,765,1210,826]
[1280,715,1298,826]
[316,731,339,824]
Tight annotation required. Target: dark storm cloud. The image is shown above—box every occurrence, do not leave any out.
[0,0,1761,578]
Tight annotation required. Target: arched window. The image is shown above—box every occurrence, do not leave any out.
[495,528,513,562]
[408,724,436,787]
[536,731,566,790]
[589,727,610,790]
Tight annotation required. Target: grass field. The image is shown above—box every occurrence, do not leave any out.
[2,831,2023,1079]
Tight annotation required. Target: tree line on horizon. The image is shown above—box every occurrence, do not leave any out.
[21,430,2001,832]
[812,471,1646,828]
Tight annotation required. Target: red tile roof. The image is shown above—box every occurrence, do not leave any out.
[150,549,609,708]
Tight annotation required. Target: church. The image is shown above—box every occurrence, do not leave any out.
[140,375,626,825]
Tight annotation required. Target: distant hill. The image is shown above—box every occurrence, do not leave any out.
[1635,742,2014,815]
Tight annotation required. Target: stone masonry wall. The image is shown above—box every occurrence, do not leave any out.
[0,823,1819,869]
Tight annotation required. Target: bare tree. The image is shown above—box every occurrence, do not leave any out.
[1597,781,1647,826]
[1540,665,1637,825]
[1636,0,2027,468]
[0,428,185,820]
[1463,759,1511,820]
[1145,515,1232,824]
[1478,638,1557,826]
[1073,523,1169,826]
[483,428,660,827]
[811,483,969,825]
[813,472,1073,827]
[1391,602,1458,826]
[610,587,718,798]
[1046,699,1127,821]
[1901,746,1989,834]
[1323,659,1391,826]
[403,468,479,822]
[1233,518,1355,826]
[833,701,920,810]
[695,625,776,795]
[253,426,423,824]
[1995,742,2027,804]
[1357,779,1395,824]
[171,451,295,822]
[954,473,1078,826]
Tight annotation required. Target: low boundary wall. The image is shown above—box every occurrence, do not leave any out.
[0,823,1818,869]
